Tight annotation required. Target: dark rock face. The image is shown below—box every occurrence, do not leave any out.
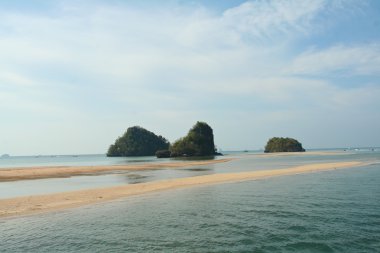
[107,126,169,157]
[155,150,171,158]
[264,137,305,153]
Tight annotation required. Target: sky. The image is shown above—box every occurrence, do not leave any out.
[0,0,380,155]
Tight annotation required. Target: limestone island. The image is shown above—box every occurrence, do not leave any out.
[106,122,221,158]
[264,137,305,153]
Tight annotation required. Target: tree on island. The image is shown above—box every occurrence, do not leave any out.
[264,137,305,153]
[169,121,218,157]
[107,126,169,157]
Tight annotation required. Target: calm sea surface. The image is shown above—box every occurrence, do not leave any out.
[0,150,379,252]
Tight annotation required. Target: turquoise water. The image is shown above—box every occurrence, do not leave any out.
[1,151,380,252]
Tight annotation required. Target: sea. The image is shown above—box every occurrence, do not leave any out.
[0,149,379,252]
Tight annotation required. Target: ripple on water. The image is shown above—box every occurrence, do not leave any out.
[0,164,379,252]
[285,241,335,252]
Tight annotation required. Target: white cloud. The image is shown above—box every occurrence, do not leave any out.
[286,44,380,76]
[176,0,334,48]
[0,0,356,91]
[222,0,326,37]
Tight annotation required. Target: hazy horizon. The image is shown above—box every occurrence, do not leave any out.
[3,147,380,157]
[1,0,380,156]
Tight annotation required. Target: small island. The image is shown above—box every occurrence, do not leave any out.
[264,137,305,153]
[107,126,169,157]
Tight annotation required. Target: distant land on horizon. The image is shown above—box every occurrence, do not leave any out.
[2,147,380,158]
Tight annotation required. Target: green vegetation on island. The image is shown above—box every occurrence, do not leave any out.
[169,121,218,157]
[107,126,169,157]
[264,137,305,153]
[106,121,220,158]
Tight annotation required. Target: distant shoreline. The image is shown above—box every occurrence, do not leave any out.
[0,160,367,218]
[252,150,351,157]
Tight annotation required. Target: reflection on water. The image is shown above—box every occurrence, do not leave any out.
[125,174,151,184]
[0,166,216,198]
[124,159,157,163]
[182,168,212,172]
[171,155,217,161]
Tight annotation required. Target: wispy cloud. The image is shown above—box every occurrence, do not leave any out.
[222,0,325,37]
[177,0,339,47]
[286,43,380,76]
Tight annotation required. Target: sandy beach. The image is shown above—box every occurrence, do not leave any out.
[0,158,232,182]
[0,161,366,218]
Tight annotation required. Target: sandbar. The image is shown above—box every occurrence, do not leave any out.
[0,158,232,182]
[0,161,366,218]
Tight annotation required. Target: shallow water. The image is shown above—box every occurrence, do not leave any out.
[0,154,170,168]
[0,151,379,252]
[0,152,232,169]
[1,164,379,252]
[1,150,379,199]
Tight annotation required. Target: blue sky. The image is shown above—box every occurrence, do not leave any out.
[0,0,379,155]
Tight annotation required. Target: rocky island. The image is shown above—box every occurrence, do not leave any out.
[264,137,305,153]
[106,122,220,158]
[168,121,219,157]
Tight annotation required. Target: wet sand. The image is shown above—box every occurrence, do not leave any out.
[0,161,365,218]
[0,159,232,182]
